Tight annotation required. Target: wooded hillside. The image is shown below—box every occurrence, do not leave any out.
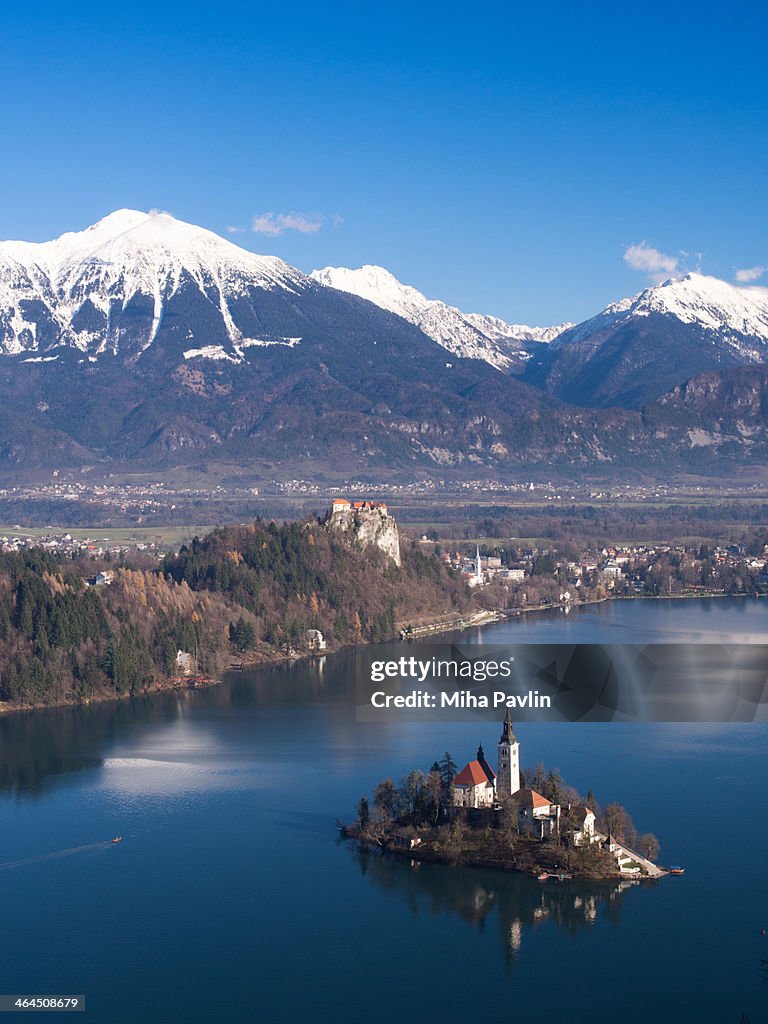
[0,519,470,708]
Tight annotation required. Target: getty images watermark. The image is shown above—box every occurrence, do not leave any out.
[356,642,768,722]
[368,655,551,710]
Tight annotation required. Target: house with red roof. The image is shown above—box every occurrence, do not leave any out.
[516,788,553,817]
[515,788,562,838]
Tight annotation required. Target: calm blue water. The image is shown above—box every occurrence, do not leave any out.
[0,599,766,1023]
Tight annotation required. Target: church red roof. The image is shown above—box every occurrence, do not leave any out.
[454,760,492,787]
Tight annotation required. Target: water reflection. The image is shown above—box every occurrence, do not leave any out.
[351,845,655,971]
[0,653,350,798]
[3,598,768,798]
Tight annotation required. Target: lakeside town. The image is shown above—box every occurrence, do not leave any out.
[3,498,768,621]
[442,538,768,604]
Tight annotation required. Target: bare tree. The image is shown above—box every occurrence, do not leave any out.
[599,802,637,847]
[373,778,399,818]
[637,833,660,862]
[423,769,444,825]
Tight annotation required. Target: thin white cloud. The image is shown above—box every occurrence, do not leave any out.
[735,265,765,283]
[623,241,681,283]
[226,225,246,234]
[251,212,324,237]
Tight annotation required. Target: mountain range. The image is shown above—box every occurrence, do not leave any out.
[2,209,768,480]
[310,264,571,372]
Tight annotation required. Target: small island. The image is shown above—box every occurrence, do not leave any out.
[342,712,666,881]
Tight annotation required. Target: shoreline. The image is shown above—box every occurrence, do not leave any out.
[1,591,763,717]
[342,831,632,882]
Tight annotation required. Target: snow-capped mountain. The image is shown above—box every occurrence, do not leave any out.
[564,273,768,346]
[0,209,308,361]
[4,211,768,477]
[525,273,768,409]
[310,264,570,371]
[1,209,618,475]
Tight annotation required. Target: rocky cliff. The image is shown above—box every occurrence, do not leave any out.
[325,501,401,566]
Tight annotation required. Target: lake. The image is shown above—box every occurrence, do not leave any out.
[0,598,766,1023]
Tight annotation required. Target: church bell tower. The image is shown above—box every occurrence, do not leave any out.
[497,710,520,798]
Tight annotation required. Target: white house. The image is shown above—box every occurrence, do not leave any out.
[567,805,597,846]
[306,629,327,651]
[516,788,553,819]
[515,789,561,837]
[175,650,193,676]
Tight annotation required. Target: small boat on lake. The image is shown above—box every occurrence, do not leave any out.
[668,865,685,875]
[111,837,122,844]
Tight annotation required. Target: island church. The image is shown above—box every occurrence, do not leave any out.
[453,709,520,808]
[452,711,597,846]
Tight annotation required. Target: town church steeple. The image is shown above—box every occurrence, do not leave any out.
[497,710,520,798]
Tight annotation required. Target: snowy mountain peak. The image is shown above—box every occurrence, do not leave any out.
[80,208,151,235]
[312,264,430,313]
[0,210,309,359]
[0,208,300,282]
[563,271,768,347]
[526,270,768,410]
[637,272,768,329]
[311,264,569,371]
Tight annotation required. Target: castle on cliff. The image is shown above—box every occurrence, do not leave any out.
[326,498,401,566]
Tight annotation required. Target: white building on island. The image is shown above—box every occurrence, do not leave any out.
[496,710,520,798]
[452,745,496,808]
[452,712,594,843]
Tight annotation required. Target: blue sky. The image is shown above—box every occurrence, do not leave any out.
[1,1,766,323]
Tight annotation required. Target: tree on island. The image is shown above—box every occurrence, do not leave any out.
[528,762,548,793]
[499,795,521,844]
[357,797,370,833]
[599,802,638,848]
[438,752,456,787]
[373,778,399,820]
[546,769,563,805]
[438,818,467,862]
[637,833,660,861]
[424,768,444,825]
[401,769,426,823]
